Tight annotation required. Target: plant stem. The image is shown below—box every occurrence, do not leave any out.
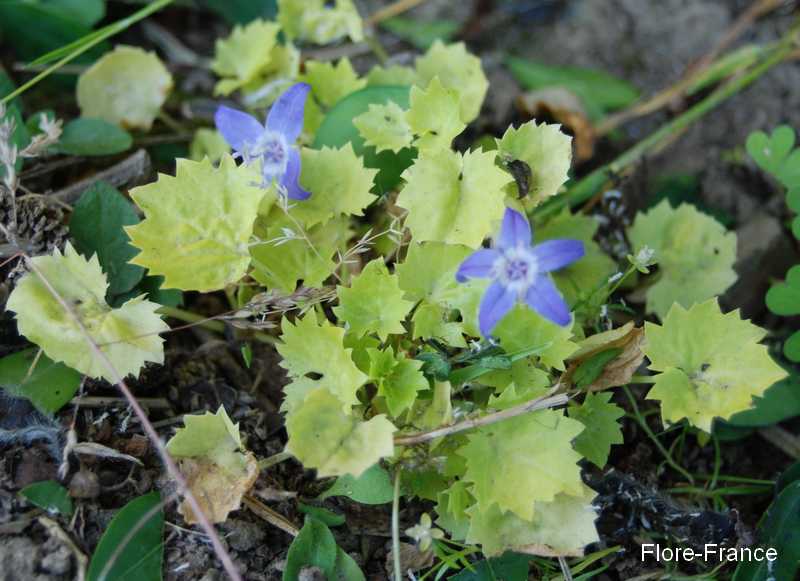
[1,0,175,105]
[258,451,292,471]
[629,375,657,384]
[394,393,568,446]
[534,26,799,221]
[622,386,694,484]
[392,469,402,581]
[157,305,277,344]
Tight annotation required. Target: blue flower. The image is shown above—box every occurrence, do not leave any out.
[456,208,584,336]
[214,82,311,200]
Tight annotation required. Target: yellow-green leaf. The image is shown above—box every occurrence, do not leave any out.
[353,101,413,154]
[406,77,465,152]
[302,59,366,109]
[211,19,280,95]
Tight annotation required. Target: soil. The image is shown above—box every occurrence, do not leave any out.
[2,1,800,580]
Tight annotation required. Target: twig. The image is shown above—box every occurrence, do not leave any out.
[22,254,243,581]
[257,451,293,471]
[558,556,574,581]
[393,393,568,446]
[69,396,173,409]
[758,425,800,459]
[392,469,403,581]
[38,516,88,581]
[242,494,300,537]
[366,0,429,25]
[51,149,152,204]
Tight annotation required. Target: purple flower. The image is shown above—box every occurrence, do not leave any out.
[214,82,311,200]
[456,208,584,336]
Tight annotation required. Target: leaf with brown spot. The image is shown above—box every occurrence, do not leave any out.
[563,322,645,391]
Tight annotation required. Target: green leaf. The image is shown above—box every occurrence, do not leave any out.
[746,125,799,187]
[283,516,338,581]
[55,118,132,156]
[643,299,788,432]
[732,481,800,581]
[352,101,413,154]
[406,77,465,153]
[201,0,277,24]
[491,305,578,371]
[0,2,93,62]
[278,0,363,45]
[297,502,346,526]
[285,387,396,478]
[334,259,414,341]
[725,373,800,428]
[166,406,245,474]
[42,0,105,28]
[70,181,144,297]
[496,120,572,204]
[278,313,367,411]
[0,348,81,414]
[766,265,800,362]
[415,41,488,123]
[319,463,394,505]
[302,58,366,109]
[211,19,279,94]
[505,56,639,119]
[313,85,417,194]
[6,244,168,382]
[571,349,623,390]
[366,347,428,417]
[126,156,265,292]
[331,548,365,581]
[292,144,378,228]
[77,45,173,131]
[87,492,164,581]
[381,17,459,50]
[20,480,73,517]
[568,392,624,468]
[776,461,800,494]
[458,410,585,521]
[628,200,737,318]
[450,552,530,581]
[397,148,512,248]
[397,241,472,303]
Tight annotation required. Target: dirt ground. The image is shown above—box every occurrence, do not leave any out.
[2,1,800,580]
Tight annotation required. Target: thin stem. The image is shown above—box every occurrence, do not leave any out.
[366,0,429,25]
[622,386,694,484]
[1,0,175,105]
[394,393,568,446]
[257,451,292,471]
[710,435,722,491]
[392,469,403,581]
[23,254,242,581]
[157,305,277,344]
[629,375,657,384]
[535,26,799,221]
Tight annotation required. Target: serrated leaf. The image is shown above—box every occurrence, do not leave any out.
[465,486,599,557]
[353,101,413,154]
[55,118,133,156]
[568,392,624,468]
[334,259,413,341]
[250,209,348,292]
[319,463,394,504]
[278,0,363,45]
[86,492,164,581]
[491,305,578,371]
[285,387,396,477]
[126,155,265,292]
[411,302,466,347]
[313,85,416,194]
[406,77,465,152]
[396,241,472,303]
[367,347,428,417]
[189,128,230,163]
[397,148,512,248]
[415,41,488,123]
[277,313,367,410]
[291,144,377,227]
[628,201,737,318]
[7,244,168,382]
[211,19,279,95]
[20,480,73,517]
[77,46,173,131]
[0,348,81,414]
[497,121,572,204]
[536,210,616,306]
[458,410,584,520]
[366,64,417,86]
[643,299,788,432]
[302,58,366,109]
[70,181,144,297]
[166,406,258,524]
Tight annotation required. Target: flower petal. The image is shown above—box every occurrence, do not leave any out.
[266,82,311,144]
[479,281,516,336]
[530,239,584,273]
[525,275,571,326]
[214,105,263,152]
[497,207,532,249]
[280,147,310,200]
[456,249,499,282]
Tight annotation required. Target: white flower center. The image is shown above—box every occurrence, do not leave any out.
[493,245,538,296]
[243,130,289,180]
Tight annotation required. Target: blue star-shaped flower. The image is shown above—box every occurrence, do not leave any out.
[214,82,311,200]
[456,208,584,336]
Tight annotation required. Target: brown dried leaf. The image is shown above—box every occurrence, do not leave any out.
[178,452,258,524]
[563,322,645,391]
